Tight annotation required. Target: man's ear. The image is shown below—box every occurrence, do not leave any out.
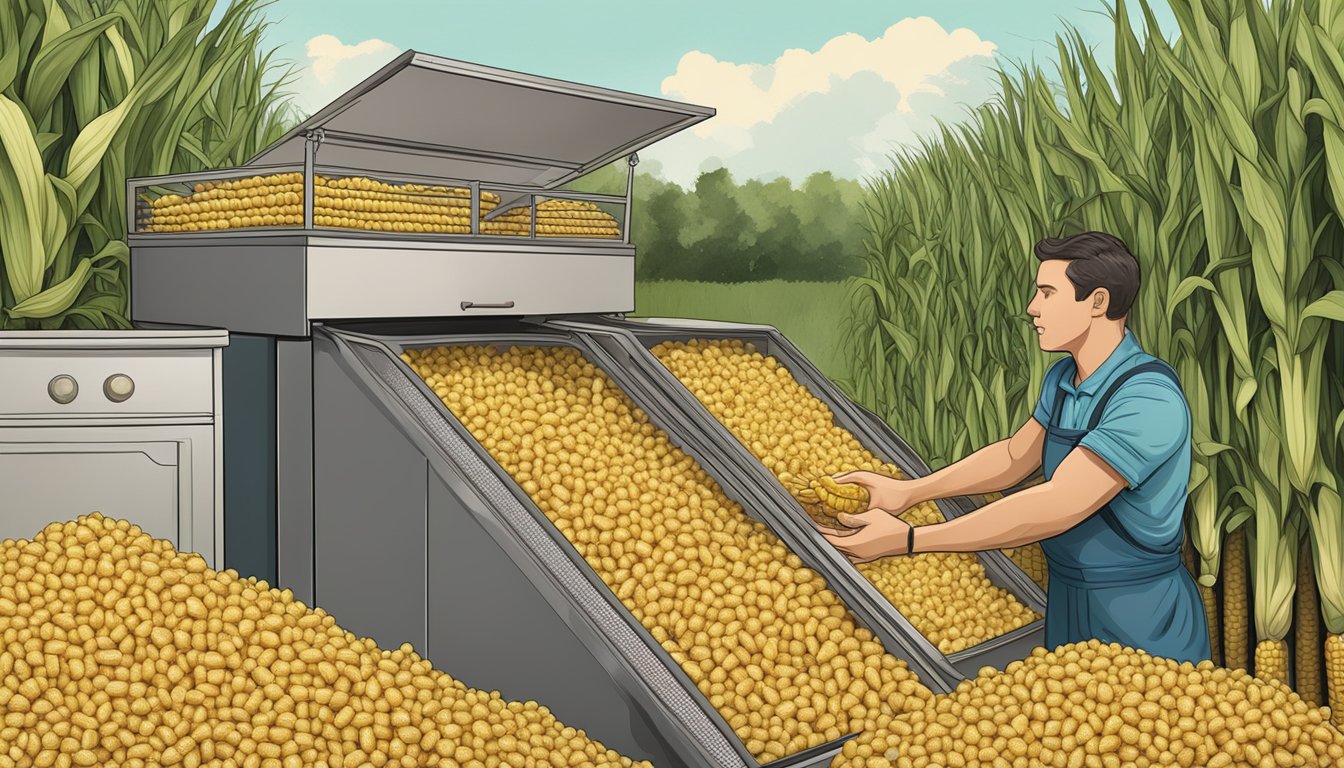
[1091,289,1110,318]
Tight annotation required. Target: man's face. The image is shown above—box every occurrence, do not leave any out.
[1027,260,1098,352]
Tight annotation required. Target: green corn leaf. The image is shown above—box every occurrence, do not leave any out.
[1196,440,1238,457]
[175,131,211,167]
[5,257,91,319]
[1168,274,1215,317]
[0,3,20,94]
[1227,506,1254,533]
[0,95,53,303]
[89,239,128,267]
[38,0,72,48]
[64,89,138,202]
[1301,290,1344,324]
[22,13,121,121]
[105,24,135,91]
[35,131,61,154]
[1229,12,1262,114]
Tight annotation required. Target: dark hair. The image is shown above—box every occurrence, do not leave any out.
[1034,231,1140,320]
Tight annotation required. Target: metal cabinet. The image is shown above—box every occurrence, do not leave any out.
[0,331,226,567]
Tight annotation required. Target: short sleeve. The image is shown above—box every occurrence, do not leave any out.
[1078,376,1189,489]
[1033,359,1071,428]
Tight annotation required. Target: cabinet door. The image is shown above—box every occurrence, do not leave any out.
[0,442,179,548]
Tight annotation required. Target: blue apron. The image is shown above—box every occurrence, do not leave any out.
[1038,360,1211,664]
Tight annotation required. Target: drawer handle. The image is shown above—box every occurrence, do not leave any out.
[104,373,135,403]
[460,300,516,311]
[48,375,78,404]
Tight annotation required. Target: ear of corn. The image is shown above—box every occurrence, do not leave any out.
[0,514,650,767]
[1305,480,1344,727]
[1329,634,1344,730]
[1201,583,1222,666]
[1296,538,1323,706]
[1224,528,1250,672]
[813,474,869,515]
[1255,640,1290,687]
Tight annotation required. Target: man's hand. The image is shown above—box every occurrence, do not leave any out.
[831,470,920,514]
[814,509,913,563]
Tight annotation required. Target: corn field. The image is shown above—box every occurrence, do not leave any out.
[845,0,1344,713]
[0,0,298,329]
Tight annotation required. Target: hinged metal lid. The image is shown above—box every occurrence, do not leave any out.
[247,51,714,189]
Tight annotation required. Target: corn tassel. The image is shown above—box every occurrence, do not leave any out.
[1255,640,1290,687]
[1297,548,1323,706]
[1224,529,1250,672]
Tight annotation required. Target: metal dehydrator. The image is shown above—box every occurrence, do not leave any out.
[127,50,1047,768]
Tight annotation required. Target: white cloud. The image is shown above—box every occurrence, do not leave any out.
[306,34,397,84]
[645,18,999,187]
[293,35,401,116]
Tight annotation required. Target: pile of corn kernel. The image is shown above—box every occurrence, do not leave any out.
[838,640,1344,768]
[0,514,648,768]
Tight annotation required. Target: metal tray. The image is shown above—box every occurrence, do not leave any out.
[322,322,874,767]
[550,315,1049,679]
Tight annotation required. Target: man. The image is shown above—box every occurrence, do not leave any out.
[819,231,1210,664]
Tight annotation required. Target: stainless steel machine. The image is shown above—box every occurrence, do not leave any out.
[127,50,1047,768]
[0,330,226,569]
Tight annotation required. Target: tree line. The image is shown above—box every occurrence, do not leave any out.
[571,165,868,282]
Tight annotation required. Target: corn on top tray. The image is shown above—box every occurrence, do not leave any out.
[128,51,716,336]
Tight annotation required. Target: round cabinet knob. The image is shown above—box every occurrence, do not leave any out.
[104,374,135,403]
[48,375,78,404]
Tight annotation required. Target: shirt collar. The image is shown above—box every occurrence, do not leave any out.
[1057,329,1144,397]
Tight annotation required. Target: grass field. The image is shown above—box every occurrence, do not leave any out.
[632,280,856,384]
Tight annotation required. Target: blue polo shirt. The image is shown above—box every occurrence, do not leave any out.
[1031,330,1192,549]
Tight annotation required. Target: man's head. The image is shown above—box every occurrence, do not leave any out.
[1026,231,1140,352]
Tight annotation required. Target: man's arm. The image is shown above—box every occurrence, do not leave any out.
[912,446,1127,551]
[821,446,1127,562]
[899,418,1047,505]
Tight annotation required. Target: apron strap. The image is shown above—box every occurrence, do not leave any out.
[1085,359,1185,557]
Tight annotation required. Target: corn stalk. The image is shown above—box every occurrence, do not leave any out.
[0,0,298,329]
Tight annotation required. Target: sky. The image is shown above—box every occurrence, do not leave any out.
[212,0,1180,188]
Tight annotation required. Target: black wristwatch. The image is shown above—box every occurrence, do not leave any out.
[907,525,915,555]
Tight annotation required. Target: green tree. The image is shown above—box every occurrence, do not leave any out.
[683,168,753,282]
